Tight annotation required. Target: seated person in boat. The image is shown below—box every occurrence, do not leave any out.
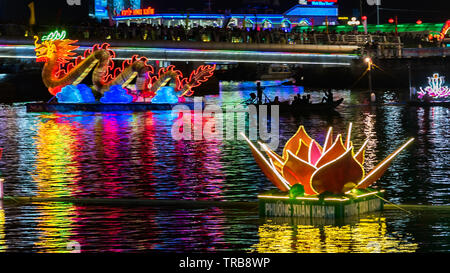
[301,95,307,104]
[245,93,258,104]
[321,89,334,104]
[272,96,280,105]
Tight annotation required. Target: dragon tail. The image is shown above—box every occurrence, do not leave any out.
[176,64,216,97]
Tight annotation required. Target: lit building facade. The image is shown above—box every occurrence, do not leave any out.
[98,0,339,29]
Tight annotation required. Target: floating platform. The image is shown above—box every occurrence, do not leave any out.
[258,189,384,219]
[26,102,202,113]
[407,101,450,107]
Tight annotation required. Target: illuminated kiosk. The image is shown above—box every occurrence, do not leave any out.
[27,31,215,112]
[242,124,414,218]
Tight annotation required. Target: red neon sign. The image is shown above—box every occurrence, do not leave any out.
[120,7,155,16]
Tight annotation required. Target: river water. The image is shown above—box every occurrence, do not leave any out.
[0,81,449,252]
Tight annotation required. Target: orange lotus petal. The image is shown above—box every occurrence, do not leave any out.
[295,140,310,162]
[282,125,313,159]
[259,142,284,170]
[315,134,346,168]
[282,151,318,195]
[356,138,414,190]
[322,127,334,152]
[241,133,291,192]
[311,147,365,194]
[308,140,323,166]
[354,139,369,165]
[345,123,353,149]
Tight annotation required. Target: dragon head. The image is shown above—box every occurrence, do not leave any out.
[34,31,79,64]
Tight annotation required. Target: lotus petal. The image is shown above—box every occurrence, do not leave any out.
[282,151,318,195]
[308,140,323,166]
[354,139,369,165]
[322,127,334,152]
[315,134,346,168]
[345,123,353,149]
[259,142,284,170]
[356,138,414,190]
[311,147,365,194]
[282,125,313,159]
[295,140,310,162]
[241,133,291,192]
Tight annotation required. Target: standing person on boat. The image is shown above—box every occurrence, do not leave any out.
[321,89,334,104]
[292,95,299,106]
[256,81,265,105]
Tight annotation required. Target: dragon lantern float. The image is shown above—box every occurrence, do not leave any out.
[243,124,414,218]
[34,30,216,103]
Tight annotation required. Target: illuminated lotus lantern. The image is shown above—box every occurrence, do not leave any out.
[242,124,414,196]
[417,73,450,99]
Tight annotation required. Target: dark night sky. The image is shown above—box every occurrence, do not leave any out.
[0,0,448,24]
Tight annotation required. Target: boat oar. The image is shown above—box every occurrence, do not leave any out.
[375,194,412,215]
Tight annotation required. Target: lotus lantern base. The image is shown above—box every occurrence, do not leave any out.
[258,188,384,219]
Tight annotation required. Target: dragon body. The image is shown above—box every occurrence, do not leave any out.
[34,31,216,100]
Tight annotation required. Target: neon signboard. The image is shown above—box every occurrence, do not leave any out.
[300,0,337,6]
[309,0,337,6]
[120,6,155,16]
[93,0,141,19]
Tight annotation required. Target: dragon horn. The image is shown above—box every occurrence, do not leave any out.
[33,36,40,47]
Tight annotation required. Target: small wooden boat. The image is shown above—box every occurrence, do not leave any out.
[289,98,344,112]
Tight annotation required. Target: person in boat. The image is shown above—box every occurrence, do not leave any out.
[301,95,309,104]
[245,93,258,104]
[321,89,334,104]
[292,95,299,106]
[256,82,265,105]
[272,96,280,105]
[306,94,312,104]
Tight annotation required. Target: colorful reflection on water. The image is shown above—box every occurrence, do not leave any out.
[2,203,448,253]
[0,202,6,252]
[253,215,418,253]
[0,82,449,252]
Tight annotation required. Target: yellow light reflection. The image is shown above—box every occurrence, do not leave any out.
[253,216,418,253]
[0,202,6,252]
[33,119,80,197]
[32,118,80,252]
[33,202,78,253]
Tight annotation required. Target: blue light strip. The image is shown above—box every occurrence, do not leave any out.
[115,14,286,21]
[285,7,338,17]
[115,13,226,20]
